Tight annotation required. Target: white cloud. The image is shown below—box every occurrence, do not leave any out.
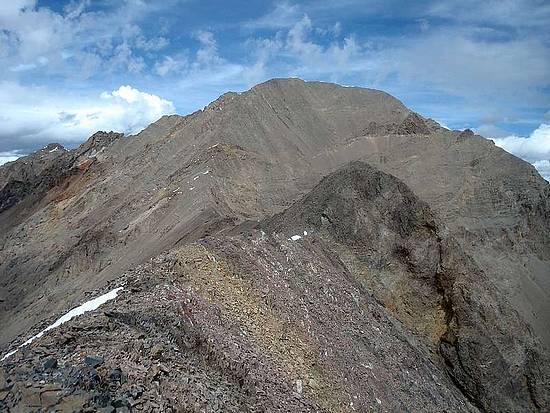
[532,160,550,181]
[391,32,550,101]
[0,150,24,165]
[194,30,223,67]
[243,1,301,29]
[0,0,35,19]
[245,15,366,83]
[0,0,168,78]
[154,55,187,76]
[102,85,175,133]
[243,9,548,105]
[493,124,550,179]
[493,124,550,161]
[0,82,175,152]
[135,35,169,52]
[149,8,549,132]
[427,0,550,29]
[475,124,511,139]
[10,62,37,72]
[171,31,251,93]
[167,18,367,97]
[417,18,430,32]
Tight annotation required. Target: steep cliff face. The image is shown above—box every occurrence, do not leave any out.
[0,79,549,412]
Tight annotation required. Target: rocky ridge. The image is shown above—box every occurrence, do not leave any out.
[1,79,549,412]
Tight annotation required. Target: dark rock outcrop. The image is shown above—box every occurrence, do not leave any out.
[0,144,73,214]
[266,161,549,411]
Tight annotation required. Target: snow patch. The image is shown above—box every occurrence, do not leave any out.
[289,230,309,241]
[1,287,123,361]
[1,349,18,361]
[193,170,210,180]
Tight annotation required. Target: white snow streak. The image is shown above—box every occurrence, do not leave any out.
[1,287,123,361]
[193,170,210,180]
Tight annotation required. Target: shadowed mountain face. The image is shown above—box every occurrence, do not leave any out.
[0,79,548,412]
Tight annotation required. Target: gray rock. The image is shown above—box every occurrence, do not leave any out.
[84,355,104,368]
[112,397,129,408]
[108,368,122,383]
[42,357,57,370]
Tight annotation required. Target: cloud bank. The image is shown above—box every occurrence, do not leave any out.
[493,124,550,180]
[0,150,23,166]
[0,83,175,156]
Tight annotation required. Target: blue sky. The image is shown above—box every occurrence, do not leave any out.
[1,0,549,177]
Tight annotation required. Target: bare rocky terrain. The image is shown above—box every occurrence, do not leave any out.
[0,78,549,412]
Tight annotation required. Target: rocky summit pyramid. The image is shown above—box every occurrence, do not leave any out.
[0,78,548,412]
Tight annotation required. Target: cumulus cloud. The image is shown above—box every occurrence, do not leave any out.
[0,82,175,153]
[244,15,366,84]
[475,124,513,139]
[154,55,187,76]
[171,31,251,95]
[0,0,35,19]
[243,1,301,30]
[493,124,550,161]
[532,160,550,181]
[0,0,169,79]
[0,150,24,166]
[100,86,175,133]
[493,124,550,180]
[194,30,223,67]
[169,16,367,96]
[242,5,550,109]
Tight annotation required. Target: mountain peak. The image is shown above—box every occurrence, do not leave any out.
[0,79,549,412]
